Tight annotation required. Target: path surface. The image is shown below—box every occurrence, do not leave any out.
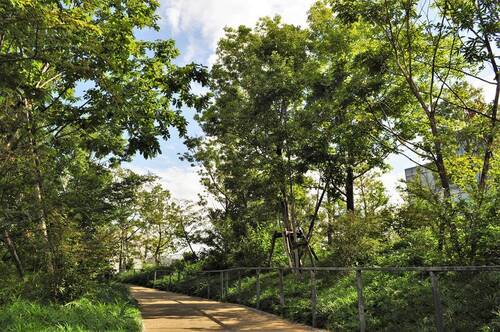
[129,285,319,332]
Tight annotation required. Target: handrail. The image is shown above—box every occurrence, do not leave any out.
[197,265,500,273]
[131,265,500,332]
[150,265,500,274]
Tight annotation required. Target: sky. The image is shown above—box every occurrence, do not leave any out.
[125,0,419,204]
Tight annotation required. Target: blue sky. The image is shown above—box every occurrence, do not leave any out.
[125,0,417,203]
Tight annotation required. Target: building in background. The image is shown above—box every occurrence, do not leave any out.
[404,165,466,199]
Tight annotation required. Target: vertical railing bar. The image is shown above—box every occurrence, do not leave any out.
[220,271,224,301]
[237,270,241,304]
[430,271,444,332]
[225,271,229,299]
[311,269,317,328]
[279,268,285,314]
[356,269,366,332]
[207,274,211,299]
[256,268,261,309]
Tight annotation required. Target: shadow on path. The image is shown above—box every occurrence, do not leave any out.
[128,285,319,332]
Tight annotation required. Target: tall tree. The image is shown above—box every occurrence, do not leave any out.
[0,0,207,297]
[195,17,312,268]
[305,2,396,213]
[138,185,174,266]
[329,0,498,258]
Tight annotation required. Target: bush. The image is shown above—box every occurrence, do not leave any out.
[0,283,141,332]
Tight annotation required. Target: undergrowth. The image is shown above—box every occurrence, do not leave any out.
[0,283,141,332]
[119,265,500,331]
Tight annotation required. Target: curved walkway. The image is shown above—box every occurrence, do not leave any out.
[129,285,319,332]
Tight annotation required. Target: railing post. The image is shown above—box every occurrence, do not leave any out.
[220,271,224,301]
[225,271,229,298]
[207,275,211,299]
[279,268,285,314]
[237,270,241,303]
[256,268,261,309]
[153,270,157,284]
[430,271,444,332]
[311,269,317,328]
[356,269,366,332]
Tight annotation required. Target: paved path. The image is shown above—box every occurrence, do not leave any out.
[129,285,318,332]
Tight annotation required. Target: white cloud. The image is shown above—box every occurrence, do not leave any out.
[380,151,423,205]
[381,170,405,205]
[128,165,204,202]
[158,0,315,63]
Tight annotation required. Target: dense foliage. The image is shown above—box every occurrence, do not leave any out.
[182,0,499,269]
[0,0,207,302]
[0,283,141,331]
[1,0,498,330]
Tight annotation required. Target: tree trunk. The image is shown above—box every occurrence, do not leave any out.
[183,228,198,259]
[389,16,462,258]
[154,229,162,265]
[428,113,462,257]
[326,194,334,246]
[124,233,130,269]
[143,238,149,262]
[288,189,301,270]
[280,194,294,268]
[478,25,499,192]
[283,143,301,271]
[24,99,56,275]
[346,166,355,212]
[119,230,124,272]
[433,135,449,255]
[2,229,24,278]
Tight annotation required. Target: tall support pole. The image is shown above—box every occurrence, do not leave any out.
[279,268,285,314]
[430,271,444,332]
[356,269,366,332]
[220,271,224,301]
[237,270,241,304]
[256,269,261,309]
[311,270,317,328]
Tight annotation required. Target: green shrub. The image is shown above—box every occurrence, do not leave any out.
[0,283,141,332]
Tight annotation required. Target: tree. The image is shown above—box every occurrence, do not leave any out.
[442,0,499,191]
[329,0,498,259]
[194,17,314,269]
[171,201,203,260]
[0,0,207,298]
[305,2,396,213]
[138,185,174,266]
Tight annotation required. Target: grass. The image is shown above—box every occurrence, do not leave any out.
[119,267,500,331]
[0,283,142,332]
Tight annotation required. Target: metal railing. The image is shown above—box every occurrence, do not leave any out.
[138,265,500,332]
